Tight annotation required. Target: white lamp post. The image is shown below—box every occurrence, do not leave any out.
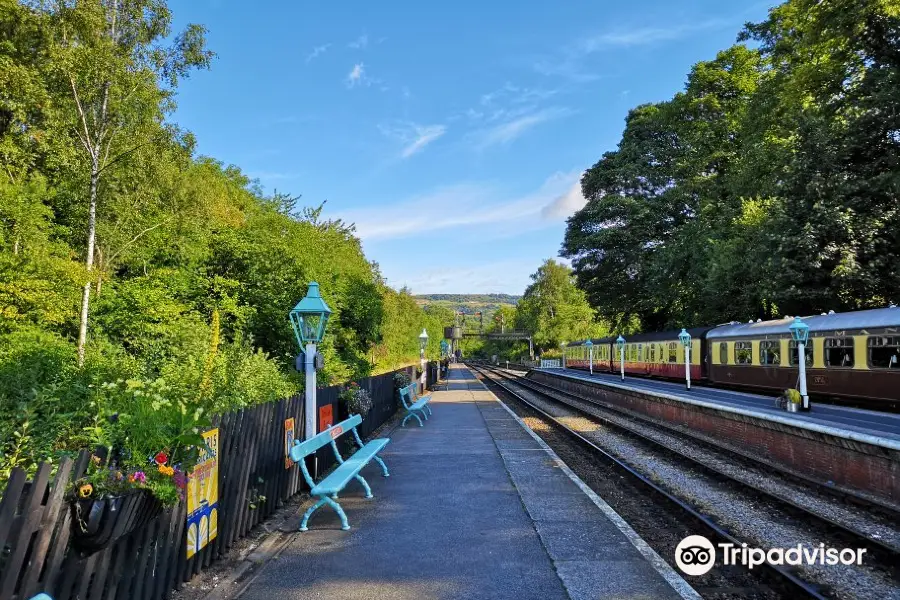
[289,282,332,440]
[616,335,626,381]
[419,328,429,387]
[560,342,566,369]
[585,339,594,375]
[789,317,811,411]
[678,328,692,391]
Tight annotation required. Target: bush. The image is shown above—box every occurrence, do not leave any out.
[339,382,373,418]
[393,370,411,390]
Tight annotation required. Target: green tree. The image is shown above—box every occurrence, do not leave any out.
[44,0,212,364]
[516,259,603,351]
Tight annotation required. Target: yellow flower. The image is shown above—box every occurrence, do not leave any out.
[158,465,175,477]
[78,484,93,498]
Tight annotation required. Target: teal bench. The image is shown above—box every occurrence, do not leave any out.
[399,383,432,427]
[289,414,390,531]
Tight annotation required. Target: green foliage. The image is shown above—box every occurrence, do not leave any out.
[516,260,607,352]
[564,2,900,330]
[0,1,455,484]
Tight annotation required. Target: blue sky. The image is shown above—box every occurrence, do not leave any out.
[171,0,775,295]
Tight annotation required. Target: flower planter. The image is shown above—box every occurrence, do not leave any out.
[71,489,162,554]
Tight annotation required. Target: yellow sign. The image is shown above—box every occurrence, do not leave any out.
[186,428,219,559]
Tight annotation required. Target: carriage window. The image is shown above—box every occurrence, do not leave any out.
[719,342,728,365]
[789,341,814,366]
[734,341,752,364]
[668,342,677,363]
[824,338,854,368]
[637,344,643,362]
[649,344,656,362]
[759,340,780,366]
[868,336,900,369]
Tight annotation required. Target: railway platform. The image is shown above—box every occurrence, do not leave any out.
[529,367,900,505]
[238,365,697,600]
[537,368,900,443]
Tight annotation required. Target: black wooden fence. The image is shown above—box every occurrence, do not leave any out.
[0,364,428,600]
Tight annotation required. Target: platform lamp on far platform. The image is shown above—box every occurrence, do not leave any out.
[789,317,811,411]
[289,282,332,441]
[419,328,429,387]
[678,328,692,391]
[585,339,594,375]
[616,335,626,381]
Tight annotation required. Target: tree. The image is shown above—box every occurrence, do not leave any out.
[45,0,212,364]
[515,260,603,351]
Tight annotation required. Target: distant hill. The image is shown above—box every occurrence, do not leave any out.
[413,294,521,319]
[414,294,521,305]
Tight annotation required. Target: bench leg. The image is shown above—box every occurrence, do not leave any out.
[355,474,373,499]
[374,455,390,477]
[299,497,328,532]
[420,408,429,421]
[323,496,351,530]
[401,411,423,427]
[424,404,432,417]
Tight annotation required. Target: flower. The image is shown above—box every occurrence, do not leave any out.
[78,484,93,498]
[173,470,188,489]
[154,451,169,465]
[130,471,147,484]
[91,455,102,466]
[114,471,124,481]
[158,465,175,477]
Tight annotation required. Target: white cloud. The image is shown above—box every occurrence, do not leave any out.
[541,175,586,219]
[536,19,730,81]
[346,63,365,87]
[338,170,584,242]
[348,34,369,49]
[305,43,330,63]
[473,107,572,149]
[379,122,447,158]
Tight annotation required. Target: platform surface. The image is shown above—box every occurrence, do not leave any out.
[239,365,695,600]
[537,368,900,444]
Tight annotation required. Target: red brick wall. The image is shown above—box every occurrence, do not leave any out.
[529,371,900,504]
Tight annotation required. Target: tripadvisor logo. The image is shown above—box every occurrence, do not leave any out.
[674,535,868,576]
[675,536,716,576]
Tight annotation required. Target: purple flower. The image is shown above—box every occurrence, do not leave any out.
[173,470,188,489]
[131,471,147,484]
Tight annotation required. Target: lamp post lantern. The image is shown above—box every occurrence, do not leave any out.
[289,282,332,441]
[616,336,626,381]
[418,328,429,386]
[585,339,594,375]
[678,328,692,391]
[789,317,811,411]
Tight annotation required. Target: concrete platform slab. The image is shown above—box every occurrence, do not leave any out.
[238,365,697,600]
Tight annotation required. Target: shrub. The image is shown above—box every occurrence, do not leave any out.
[340,382,373,418]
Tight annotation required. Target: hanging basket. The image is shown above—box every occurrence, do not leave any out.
[71,489,163,554]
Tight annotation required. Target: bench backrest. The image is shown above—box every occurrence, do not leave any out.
[289,414,362,462]
[399,383,419,406]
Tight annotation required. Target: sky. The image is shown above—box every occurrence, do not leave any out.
[171,0,776,295]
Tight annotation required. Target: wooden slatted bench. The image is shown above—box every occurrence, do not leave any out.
[399,383,431,427]
[289,414,390,531]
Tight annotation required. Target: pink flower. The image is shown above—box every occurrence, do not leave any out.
[132,471,147,484]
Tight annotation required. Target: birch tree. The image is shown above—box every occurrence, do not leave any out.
[45,0,211,364]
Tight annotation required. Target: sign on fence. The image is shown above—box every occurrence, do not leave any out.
[186,428,219,559]
[540,359,561,368]
[318,404,333,432]
[284,418,296,469]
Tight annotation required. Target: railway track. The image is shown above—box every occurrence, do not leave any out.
[468,362,900,600]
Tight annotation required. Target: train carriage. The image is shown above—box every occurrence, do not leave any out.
[706,307,900,404]
[615,328,711,380]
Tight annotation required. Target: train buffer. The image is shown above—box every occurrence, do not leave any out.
[239,365,699,600]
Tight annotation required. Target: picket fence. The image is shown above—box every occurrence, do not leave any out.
[0,363,435,600]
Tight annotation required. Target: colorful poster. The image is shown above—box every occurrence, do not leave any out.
[318,404,333,433]
[284,418,296,469]
[186,428,219,559]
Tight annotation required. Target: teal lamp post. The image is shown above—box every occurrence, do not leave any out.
[789,317,811,411]
[289,282,332,440]
[585,339,594,375]
[678,329,692,391]
[616,335,626,381]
